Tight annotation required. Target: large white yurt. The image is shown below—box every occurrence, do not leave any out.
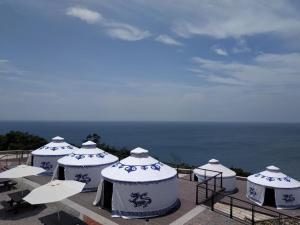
[247,166,300,209]
[193,159,237,192]
[31,136,78,175]
[93,147,180,219]
[54,141,118,192]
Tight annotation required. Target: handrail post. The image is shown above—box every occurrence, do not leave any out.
[176,165,179,178]
[205,181,208,199]
[196,185,199,205]
[230,197,233,218]
[251,205,255,225]
[204,169,206,180]
[190,169,192,181]
[214,177,216,191]
[211,193,214,211]
[278,213,281,224]
[221,172,223,189]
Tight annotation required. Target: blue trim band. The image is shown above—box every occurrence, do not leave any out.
[40,171,53,176]
[276,204,300,209]
[59,160,118,168]
[247,195,262,204]
[111,199,180,218]
[103,175,177,184]
[82,187,98,192]
[32,154,68,157]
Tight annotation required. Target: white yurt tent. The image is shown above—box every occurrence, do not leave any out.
[54,141,118,192]
[31,136,78,175]
[193,159,237,192]
[94,147,180,219]
[247,166,300,209]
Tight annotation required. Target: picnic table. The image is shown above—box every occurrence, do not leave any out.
[1,189,31,213]
[8,189,30,204]
[39,211,87,225]
[0,178,17,190]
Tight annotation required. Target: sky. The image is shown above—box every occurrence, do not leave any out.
[1,0,300,122]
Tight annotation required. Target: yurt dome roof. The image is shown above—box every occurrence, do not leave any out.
[58,141,118,166]
[32,136,78,156]
[247,165,300,189]
[193,159,236,178]
[101,147,177,183]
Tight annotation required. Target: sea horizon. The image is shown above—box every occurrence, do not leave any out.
[2,120,300,124]
[1,121,300,180]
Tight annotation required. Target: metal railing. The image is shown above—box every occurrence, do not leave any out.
[0,150,32,169]
[165,163,195,181]
[198,185,300,225]
[195,168,224,205]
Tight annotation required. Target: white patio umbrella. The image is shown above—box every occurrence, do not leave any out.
[0,165,45,179]
[0,165,45,193]
[23,180,85,222]
[23,180,85,204]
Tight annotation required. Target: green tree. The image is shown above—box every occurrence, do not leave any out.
[83,133,101,145]
[230,167,251,177]
[84,133,130,160]
[0,131,48,151]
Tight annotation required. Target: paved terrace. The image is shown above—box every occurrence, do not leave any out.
[0,174,244,225]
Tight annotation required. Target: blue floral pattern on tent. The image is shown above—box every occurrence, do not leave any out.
[249,187,257,197]
[112,162,164,173]
[70,152,107,160]
[40,161,53,170]
[38,145,74,151]
[282,194,295,203]
[75,173,91,184]
[129,192,152,208]
[254,173,292,182]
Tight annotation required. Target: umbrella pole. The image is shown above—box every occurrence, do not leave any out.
[21,177,23,195]
[56,204,60,224]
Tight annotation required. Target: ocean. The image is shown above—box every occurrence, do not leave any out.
[0,121,300,179]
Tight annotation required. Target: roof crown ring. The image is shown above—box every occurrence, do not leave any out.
[208,159,220,164]
[82,141,97,149]
[52,136,64,143]
[266,165,280,173]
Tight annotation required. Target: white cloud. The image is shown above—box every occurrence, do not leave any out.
[232,38,251,53]
[171,1,300,38]
[191,53,300,87]
[212,47,228,56]
[0,60,26,77]
[130,1,300,39]
[105,22,150,41]
[155,34,183,46]
[66,6,102,24]
[66,6,150,41]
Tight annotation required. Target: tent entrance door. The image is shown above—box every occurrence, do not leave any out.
[102,180,113,211]
[264,188,276,207]
[58,166,65,180]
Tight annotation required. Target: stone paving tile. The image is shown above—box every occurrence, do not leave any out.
[184,208,244,225]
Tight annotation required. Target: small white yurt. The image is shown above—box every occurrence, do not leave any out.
[55,141,118,192]
[94,147,180,219]
[193,159,237,192]
[247,166,300,209]
[31,136,78,175]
